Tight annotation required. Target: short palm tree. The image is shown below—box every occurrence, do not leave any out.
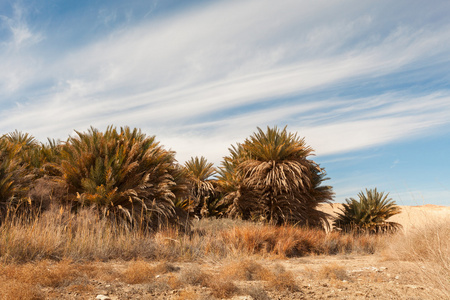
[184,156,217,218]
[218,126,333,228]
[333,188,402,234]
[1,131,61,175]
[54,126,181,230]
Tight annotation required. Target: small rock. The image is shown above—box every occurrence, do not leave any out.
[96,295,111,300]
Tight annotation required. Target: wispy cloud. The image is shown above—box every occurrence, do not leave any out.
[1,0,450,166]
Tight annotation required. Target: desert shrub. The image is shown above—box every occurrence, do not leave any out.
[333,188,402,234]
[217,126,333,228]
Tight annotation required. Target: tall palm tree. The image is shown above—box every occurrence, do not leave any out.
[54,126,182,230]
[218,126,333,228]
[333,188,402,234]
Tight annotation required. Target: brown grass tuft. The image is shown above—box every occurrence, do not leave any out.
[263,264,299,292]
[208,277,238,299]
[178,265,209,286]
[222,260,270,281]
[317,263,348,281]
[121,260,156,284]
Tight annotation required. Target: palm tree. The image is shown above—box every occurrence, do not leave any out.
[218,126,333,228]
[0,139,33,222]
[333,188,402,234]
[184,156,217,218]
[54,126,182,230]
[0,131,60,175]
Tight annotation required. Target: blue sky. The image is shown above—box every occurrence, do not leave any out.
[1,0,449,205]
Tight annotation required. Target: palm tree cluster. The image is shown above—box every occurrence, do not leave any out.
[0,125,406,234]
[333,188,402,234]
[0,126,190,230]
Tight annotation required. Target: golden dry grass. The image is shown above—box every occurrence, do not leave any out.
[0,206,384,264]
[385,217,450,298]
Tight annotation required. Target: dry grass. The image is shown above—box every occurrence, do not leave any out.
[0,259,97,300]
[216,222,383,258]
[0,206,158,263]
[0,259,85,288]
[0,279,44,300]
[385,217,450,298]
[0,206,384,264]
